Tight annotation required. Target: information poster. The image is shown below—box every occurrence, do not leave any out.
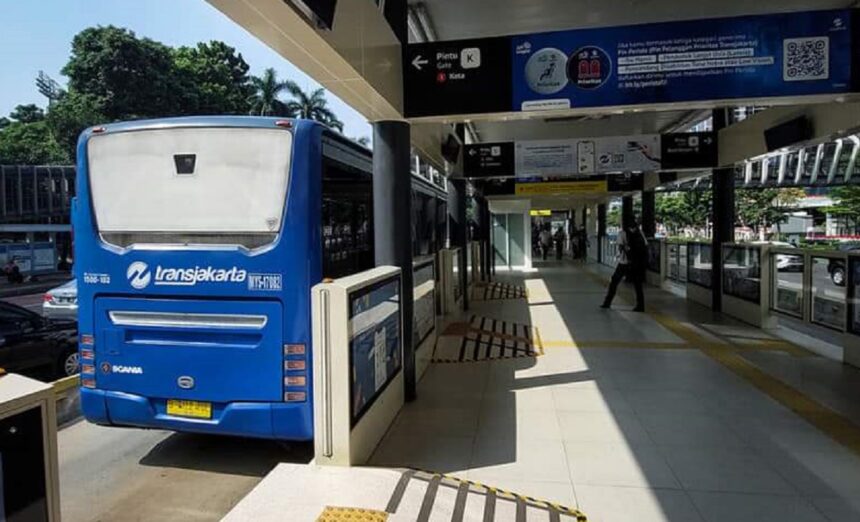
[349,278,402,424]
[514,135,660,177]
[512,9,852,111]
[413,261,436,348]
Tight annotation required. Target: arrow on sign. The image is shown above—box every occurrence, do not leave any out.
[703,137,713,145]
[412,55,429,71]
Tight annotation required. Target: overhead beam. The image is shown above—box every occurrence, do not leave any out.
[206,0,403,120]
[718,101,860,166]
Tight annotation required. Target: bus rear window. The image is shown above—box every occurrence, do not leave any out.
[87,127,291,249]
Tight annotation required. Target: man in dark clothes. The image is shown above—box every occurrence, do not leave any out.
[601,221,647,311]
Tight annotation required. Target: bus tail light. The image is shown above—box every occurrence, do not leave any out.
[285,376,306,387]
[284,392,306,402]
[285,360,306,371]
[82,378,96,389]
[81,349,95,361]
[82,364,95,375]
[81,334,95,346]
[285,344,305,355]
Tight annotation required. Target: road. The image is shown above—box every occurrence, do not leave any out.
[58,421,312,522]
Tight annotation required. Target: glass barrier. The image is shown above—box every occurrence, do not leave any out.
[811,256,846,330]
[646,239,661,273]
[667,243,678,280]
[722,245,761,303]
[687,243,712,288]
[771,252,804,318]
[851,257,860,335]
[679,244,688,283]
[667,243,682,282]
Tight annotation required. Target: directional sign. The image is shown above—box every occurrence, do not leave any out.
[661,132,718,169]
[463,142,515,178]
[411,55,429,71]
[404,37,512,118]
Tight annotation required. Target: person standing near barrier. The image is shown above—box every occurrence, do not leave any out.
[601,221,647,311]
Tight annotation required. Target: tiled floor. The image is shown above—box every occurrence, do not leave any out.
[368,260,860,522]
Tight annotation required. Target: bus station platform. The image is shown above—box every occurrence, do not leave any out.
[225,261,860,522]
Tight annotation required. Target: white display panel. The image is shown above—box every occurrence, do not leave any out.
[88,127,292,234]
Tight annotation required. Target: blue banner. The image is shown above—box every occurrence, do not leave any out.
[512,9,854,111]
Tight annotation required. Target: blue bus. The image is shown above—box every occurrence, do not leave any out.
[74,117,379,440]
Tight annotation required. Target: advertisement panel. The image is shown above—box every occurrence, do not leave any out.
[404,9,856,118]
[514,135,660,177]
[348,277,402,425]
[512,9,853,112]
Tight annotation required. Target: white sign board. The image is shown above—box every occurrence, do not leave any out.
[514,135,661,177]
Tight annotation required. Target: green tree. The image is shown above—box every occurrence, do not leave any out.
[656,190,711,236]
[282,81,344,131]
[827,186,860,234]
[736,188,805,240]
[46,91,105,161]
[248,68,291,116]
[0,121,66,164]
[9,104,45,123]
[63,26,179,120]
[0,118,9,130]
[173,41,253,115]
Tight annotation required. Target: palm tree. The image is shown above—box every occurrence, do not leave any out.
[282,81,344,131]
[248,68,290,116]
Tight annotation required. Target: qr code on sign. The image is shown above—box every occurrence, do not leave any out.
[783,37,829,81]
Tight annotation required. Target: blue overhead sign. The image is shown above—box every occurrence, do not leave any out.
[404,9,858,118]
[512,9,854,111]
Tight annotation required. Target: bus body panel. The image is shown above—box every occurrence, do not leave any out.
[74,117,324,441]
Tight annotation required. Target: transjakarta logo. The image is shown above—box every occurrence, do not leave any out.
[126,262,247,289]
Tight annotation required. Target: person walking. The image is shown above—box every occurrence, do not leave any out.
[539,226,552,261]
[601,221,647,311]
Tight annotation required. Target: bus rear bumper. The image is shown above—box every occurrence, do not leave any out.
[81,388,313,441]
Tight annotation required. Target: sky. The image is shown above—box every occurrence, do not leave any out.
[0,0,372,140]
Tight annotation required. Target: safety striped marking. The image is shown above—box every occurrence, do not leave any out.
[385,469,587,522]
[433,315,543,363]
[474,281,528,301]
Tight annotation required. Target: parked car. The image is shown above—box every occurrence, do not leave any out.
[827,243,860,286]
[750,241,803,272]
[43,279,78,320]
[0,301,78,378]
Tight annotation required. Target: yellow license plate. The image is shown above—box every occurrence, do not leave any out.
[166,399,211,419]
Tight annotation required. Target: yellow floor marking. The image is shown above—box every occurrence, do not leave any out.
[576,266,860,455]
[541,340,692,350]
[654,313,860,457]
[317,506,388,521]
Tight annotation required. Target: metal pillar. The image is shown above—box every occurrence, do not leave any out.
[597,203,607,263]
[478,196,491,280]
[622,196,634,229]
[711,108,734,312]
[581,207,588,259]
[373,121,416,402]
[641,190,656,238]
[448,178,469,310]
